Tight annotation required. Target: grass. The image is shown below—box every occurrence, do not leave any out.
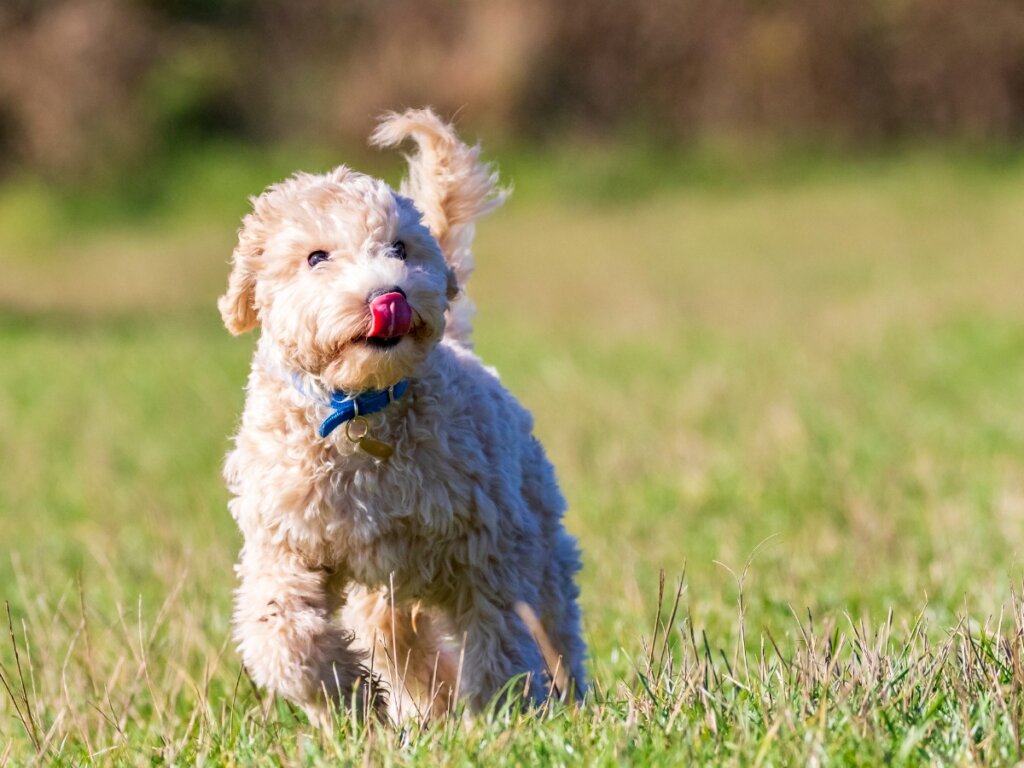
[2,145,1024,764]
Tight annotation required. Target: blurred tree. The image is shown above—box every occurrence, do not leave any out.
[1,0,1024,179]
[0,0,160,178]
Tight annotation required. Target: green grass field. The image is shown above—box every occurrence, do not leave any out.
[2,147,1024,764]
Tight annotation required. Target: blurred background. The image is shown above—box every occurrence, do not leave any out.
[2,0,1024,757]
[3,0,1024,310]
[4,0,1024,176]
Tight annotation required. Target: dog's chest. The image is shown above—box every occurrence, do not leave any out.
[313,442,471,589]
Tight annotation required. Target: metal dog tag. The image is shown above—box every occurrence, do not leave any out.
[345,417,394,461]
[356,436,394,460]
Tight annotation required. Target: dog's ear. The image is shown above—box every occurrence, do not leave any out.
[218,214,262,335]
[370,109,506,288]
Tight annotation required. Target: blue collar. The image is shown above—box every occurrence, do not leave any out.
[313,380,410,438]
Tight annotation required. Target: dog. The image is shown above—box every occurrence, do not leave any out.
[218,109,586,725]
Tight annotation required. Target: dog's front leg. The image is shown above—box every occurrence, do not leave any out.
[233,542,375,726]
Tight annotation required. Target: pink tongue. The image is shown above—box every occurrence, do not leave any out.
[368,292,413,339]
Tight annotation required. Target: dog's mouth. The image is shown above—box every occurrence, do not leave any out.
[368,291,413,338]
[361,335,404,349]
[357,290,425,350]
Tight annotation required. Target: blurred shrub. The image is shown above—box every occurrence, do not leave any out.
[1,0,1023,179]
[0,0,161,178]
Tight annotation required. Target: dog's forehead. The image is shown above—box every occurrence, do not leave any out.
[261,170,405,251]
[300,171,395,222]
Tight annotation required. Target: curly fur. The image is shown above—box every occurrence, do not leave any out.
[219,109,585,725]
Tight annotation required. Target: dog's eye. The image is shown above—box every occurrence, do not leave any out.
[389,241,407,261]
[307,250,330,268]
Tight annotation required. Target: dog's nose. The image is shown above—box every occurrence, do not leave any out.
[367,288,413,339]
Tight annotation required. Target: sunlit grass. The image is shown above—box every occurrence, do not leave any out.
[1,148,1024,763]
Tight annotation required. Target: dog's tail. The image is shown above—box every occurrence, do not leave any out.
[371,109,506,346]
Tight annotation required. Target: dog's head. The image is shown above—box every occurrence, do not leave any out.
[219,166,457,392]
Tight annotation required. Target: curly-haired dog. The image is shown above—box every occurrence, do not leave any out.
[219,109,586,725]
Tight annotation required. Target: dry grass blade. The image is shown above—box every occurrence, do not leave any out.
[648,570,666,676]
[3,602,40,754]
[656,566,686,680]
[0,661,35,753]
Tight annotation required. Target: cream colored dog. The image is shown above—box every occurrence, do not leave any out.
[219,109,585,725]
